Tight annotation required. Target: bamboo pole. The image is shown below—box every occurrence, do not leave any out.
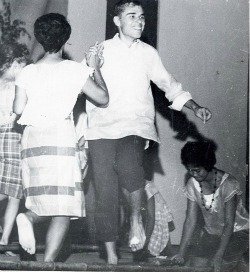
[0,260,88,271]
[0,243,99,253]
[0,260,202,271]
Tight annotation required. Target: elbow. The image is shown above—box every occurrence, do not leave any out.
[101,101,109,108]
[13,103,23,115]
[98,94,109,108]
[13,104,22,115]
[13,107,22,115]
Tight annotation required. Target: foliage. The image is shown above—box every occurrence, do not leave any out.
[0,0,30,44]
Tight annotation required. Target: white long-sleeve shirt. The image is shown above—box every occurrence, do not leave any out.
[85,34,192,142]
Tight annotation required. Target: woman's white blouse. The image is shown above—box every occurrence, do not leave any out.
[15,60,92,128]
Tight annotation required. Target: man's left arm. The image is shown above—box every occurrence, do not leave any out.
[149,50,212,123]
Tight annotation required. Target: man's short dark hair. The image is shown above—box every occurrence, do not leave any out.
[34,13,71,53]
[114,0,143,17]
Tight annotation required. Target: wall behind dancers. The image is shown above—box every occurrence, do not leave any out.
[65,0,248,244]
[6,0,68,61]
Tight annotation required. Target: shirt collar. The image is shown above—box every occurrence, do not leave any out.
[113,33,140,48]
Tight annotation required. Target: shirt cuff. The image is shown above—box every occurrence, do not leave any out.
[168,92,192,111]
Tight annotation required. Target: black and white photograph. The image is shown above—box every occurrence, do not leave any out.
[0,0,248,271]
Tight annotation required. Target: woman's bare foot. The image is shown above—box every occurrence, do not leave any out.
[16,213,36,255]
[129,214,146,252]
[105,241,118,265]
[0,239,8,246]
[0,240,17,256]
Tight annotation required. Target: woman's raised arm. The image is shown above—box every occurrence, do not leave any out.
[13,86,28,115]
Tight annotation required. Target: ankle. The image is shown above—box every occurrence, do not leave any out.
[105,241,118,263]
[0,238,8,245]
[130,213,142,224]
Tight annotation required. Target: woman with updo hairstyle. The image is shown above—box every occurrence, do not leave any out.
[14,13,108,262]
[0,42,29,256]
[172,141,249,271]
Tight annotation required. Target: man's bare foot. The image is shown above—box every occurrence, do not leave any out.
[129,214,146,252]
[16,213,36,255]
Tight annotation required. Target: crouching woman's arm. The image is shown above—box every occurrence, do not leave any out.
[171,199,199,264]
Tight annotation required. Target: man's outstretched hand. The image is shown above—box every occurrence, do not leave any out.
[193,106,212,124]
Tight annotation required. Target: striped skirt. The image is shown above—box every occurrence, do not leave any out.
[21,120,85,217]
[0,123,22,199]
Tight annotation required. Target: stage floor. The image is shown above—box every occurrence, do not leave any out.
[0,245,248,271]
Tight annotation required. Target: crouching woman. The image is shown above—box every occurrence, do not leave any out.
[172,141,249,272]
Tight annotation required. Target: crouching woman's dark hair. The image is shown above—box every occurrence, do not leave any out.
[34,13,71,53]
[181,141,217,171]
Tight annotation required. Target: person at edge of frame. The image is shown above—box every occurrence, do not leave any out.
[171,141,249,272]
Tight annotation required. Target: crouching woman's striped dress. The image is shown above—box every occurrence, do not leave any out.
[15,60,92,217]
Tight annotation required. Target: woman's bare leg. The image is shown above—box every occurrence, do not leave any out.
[105,241,118,265]
[43,216,70,262]
[0,197,20,245]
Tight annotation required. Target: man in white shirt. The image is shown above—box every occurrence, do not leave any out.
[85,0,212,264]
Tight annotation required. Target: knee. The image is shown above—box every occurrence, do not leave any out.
[117,162,144,193]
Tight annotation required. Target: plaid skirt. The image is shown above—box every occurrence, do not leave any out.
[0,123,22,199]
[21,120,85,217]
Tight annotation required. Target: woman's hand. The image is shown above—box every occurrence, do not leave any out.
[78,136,86,151]
[85,42,104,69]
[170,253,185,265]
